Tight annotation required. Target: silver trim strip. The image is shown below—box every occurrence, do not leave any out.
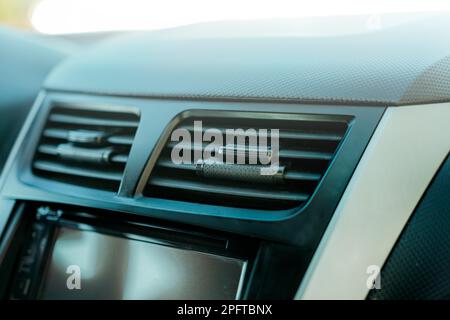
[296,103,450,300]
[0,198,15,240]
[235,260,248,300]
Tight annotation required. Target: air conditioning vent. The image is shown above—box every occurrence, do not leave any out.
[144,113,351,210]
[32,106,139,191]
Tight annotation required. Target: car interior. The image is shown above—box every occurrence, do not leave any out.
[0,3,449,301]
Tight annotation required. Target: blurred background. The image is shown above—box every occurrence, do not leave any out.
[0,0,35,30]
[1,0,450,34]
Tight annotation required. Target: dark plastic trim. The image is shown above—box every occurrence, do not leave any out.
[0,91,385,248]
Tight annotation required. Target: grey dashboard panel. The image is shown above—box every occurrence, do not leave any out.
[0,91,384,248]
[44,13,450,106]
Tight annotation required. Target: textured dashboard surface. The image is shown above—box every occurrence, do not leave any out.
[44,13,450,106]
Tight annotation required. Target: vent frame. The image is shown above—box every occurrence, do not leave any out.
[8,93,385,246]
[138,109,353,211]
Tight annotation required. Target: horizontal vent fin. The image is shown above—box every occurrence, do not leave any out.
[49,113,138,128]
[179,125,344,141]
[144,114,350,210]
[149,176,309,202]
[43,128,135,146]
[33,160,123,181]
[32,106,139,191]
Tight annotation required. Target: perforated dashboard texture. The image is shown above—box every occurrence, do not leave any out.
[45,13,450,106]
[368,155,450,300]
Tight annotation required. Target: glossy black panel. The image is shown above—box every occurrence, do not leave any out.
[41,226,245,300]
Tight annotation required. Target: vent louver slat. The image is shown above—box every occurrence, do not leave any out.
[144,113,350,210]
[32,106,139,191]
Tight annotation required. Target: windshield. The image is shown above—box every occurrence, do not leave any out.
[1,0,450,34]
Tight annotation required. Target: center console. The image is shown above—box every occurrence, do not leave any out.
[0,92,384,300]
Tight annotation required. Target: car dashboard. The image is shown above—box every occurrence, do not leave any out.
[0,13,449,300]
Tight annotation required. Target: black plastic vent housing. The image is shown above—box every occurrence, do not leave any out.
[144,112,351,210]
[32,106,139,191]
